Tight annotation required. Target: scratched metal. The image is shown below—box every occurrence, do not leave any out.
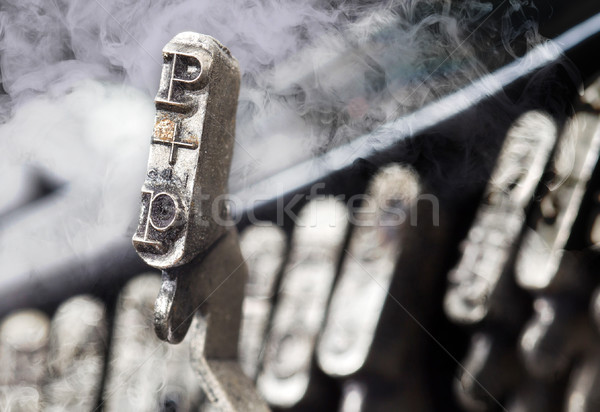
[133,32,240,269]
[43,296,107,411]
[0,310,50,412]
[141,32,244,342]
[516,113,600,291]
[445,110,558,324]
[257,197,348,408]
[317,164,420,377]
[103,274,204,412]
[132,32,269,411]
[238,226,287,380]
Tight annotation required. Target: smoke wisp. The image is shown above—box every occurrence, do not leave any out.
[0,0,545,187]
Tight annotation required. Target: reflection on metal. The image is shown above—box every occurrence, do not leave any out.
[132,33,268,411]
[239,226,287,379]
[0,310,49,411]
[133,32,240,269]
[445,111,558,324]
[43,296,107,411]
[318,164,420,376]
[516,113,600,291]
[258,197,348,408]
[104,275,203,412]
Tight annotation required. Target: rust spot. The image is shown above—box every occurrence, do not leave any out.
[154,119,176,142]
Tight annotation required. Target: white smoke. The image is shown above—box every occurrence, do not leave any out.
[0,0,547,294]
[0,0,544,190]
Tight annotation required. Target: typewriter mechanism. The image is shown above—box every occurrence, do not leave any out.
[3,2,600,412]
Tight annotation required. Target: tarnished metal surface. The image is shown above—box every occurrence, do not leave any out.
[132,32,268,411]
[2,90,600,411]
[133,32,240,269]
[1,10,599,325]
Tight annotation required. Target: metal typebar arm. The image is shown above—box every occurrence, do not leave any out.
[132,32,269,412]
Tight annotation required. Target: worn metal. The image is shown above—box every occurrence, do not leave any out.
[133,32,240,269]
[132,32,268,411]
[153,230,268,411]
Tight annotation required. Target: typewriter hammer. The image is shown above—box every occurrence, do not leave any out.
[132,32,268,411]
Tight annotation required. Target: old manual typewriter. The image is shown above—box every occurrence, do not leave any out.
[2,1,600,411]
